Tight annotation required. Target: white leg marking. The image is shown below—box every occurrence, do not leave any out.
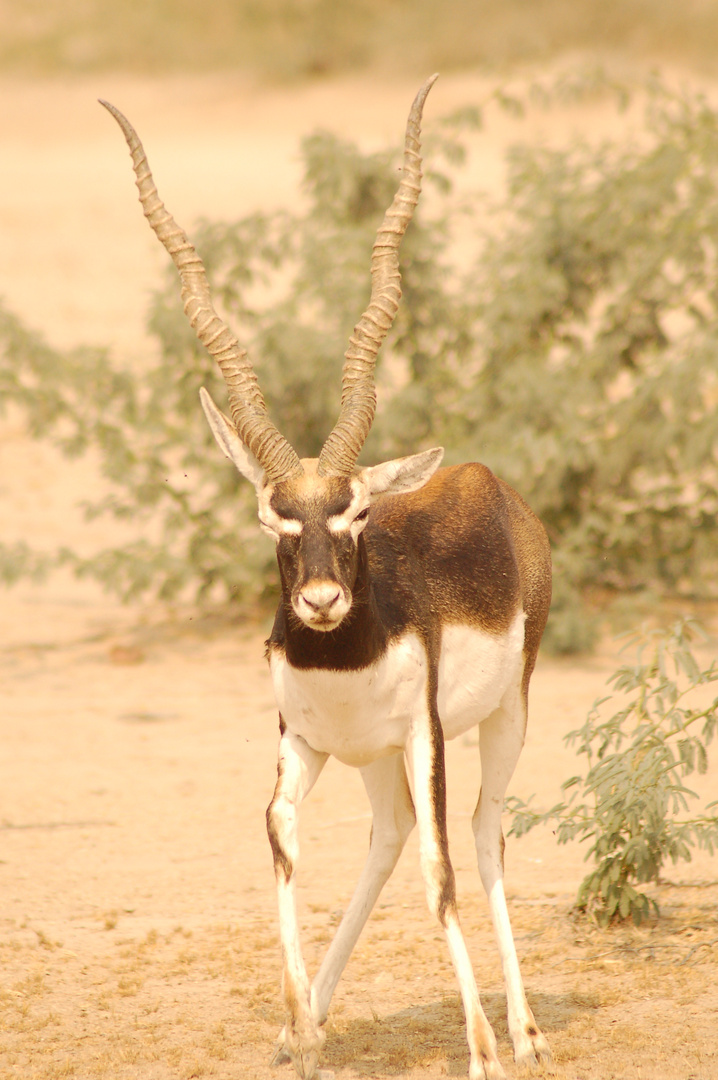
[267,730,328,1079]
[406,716,505,1080]
[310,754,416,1024]
[474,698,552,1068]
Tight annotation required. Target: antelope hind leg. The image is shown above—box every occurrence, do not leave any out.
[405,713,506,1080]
[310,753,416,1024]
[473,696,551,1068]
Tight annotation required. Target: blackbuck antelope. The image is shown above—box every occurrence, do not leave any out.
[102,74,552,1080]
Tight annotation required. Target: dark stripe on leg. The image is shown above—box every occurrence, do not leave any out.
[266,758,293,883]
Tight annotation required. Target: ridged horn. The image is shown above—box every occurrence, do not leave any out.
[317,74,438,477]
[100,99,303,486]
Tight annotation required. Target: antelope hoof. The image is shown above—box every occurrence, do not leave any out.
[278,1021,325,1080]
[271,1026,291,1067]
[290,1046,321,1080]
[514,1027,553,1071]
[469,1055,506,1080]
[269,1019,326,1071]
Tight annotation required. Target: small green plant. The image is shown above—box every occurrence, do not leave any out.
[507,618,718,925]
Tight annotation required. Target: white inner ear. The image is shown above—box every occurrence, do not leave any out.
[361,446,444,498]
[199,387,266,491]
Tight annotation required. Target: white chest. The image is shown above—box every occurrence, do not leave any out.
[269,614,526,767]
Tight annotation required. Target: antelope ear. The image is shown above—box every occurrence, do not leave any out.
[199,387,266,490]
[361,447,444,498]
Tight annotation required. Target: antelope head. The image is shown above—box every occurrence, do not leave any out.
[102,77,442,633]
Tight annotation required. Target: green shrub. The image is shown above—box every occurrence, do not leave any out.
[438,77,718,648]
[507,618,718,924]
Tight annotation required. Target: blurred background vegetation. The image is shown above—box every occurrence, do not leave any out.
[1,4,717,654]
[1,0,717,79]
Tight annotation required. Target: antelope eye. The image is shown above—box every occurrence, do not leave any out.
[354,507,370,522]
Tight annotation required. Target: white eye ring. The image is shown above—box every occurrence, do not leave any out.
[260,514,303,537]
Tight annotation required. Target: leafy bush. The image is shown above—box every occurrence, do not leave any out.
[437,77,718,647]
[1,75,718,648]
[507,618,718,924]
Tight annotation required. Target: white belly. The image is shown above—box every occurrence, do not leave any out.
[269,613,526,767]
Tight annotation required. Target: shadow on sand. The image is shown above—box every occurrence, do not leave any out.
[322,988,586,1074]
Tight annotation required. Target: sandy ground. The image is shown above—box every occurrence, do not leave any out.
[1,73,718,1080]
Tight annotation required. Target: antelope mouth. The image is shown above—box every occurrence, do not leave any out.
[303,614,344,633]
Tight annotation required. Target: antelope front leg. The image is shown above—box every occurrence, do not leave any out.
[266,727,328,1080]
[405,712,506,1080]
